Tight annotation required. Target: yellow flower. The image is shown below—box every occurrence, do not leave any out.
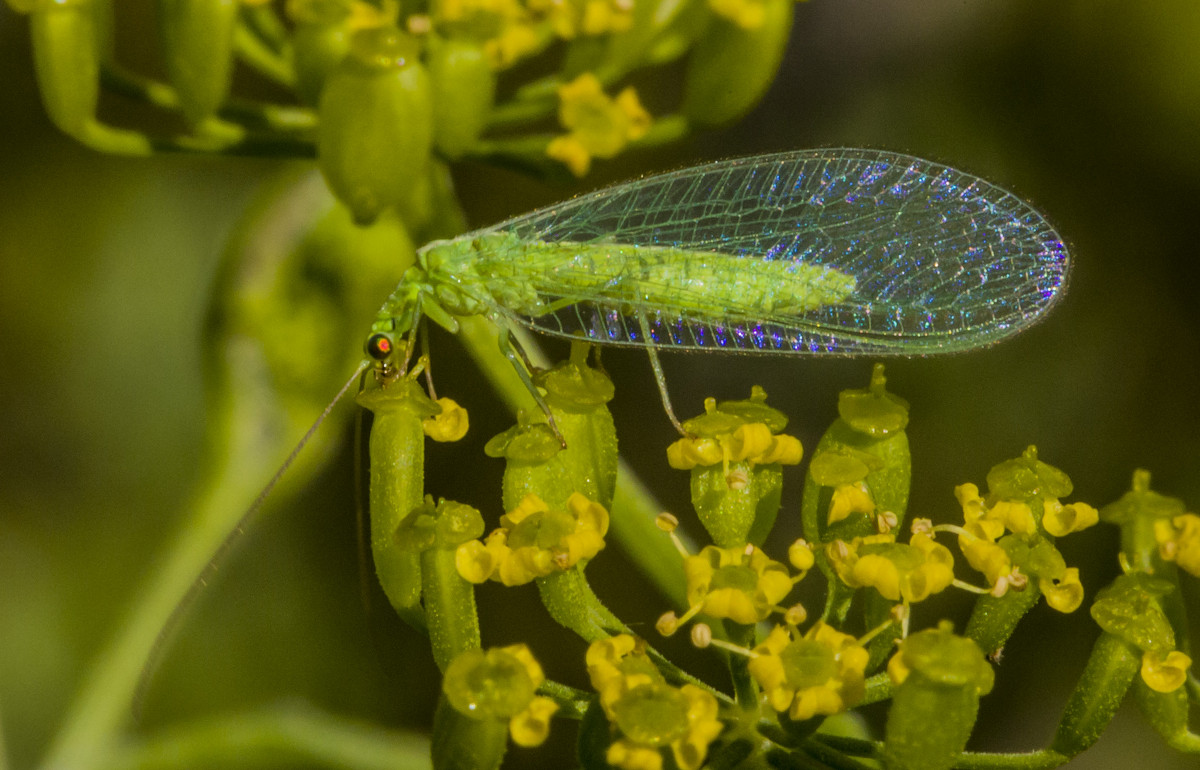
[605,683,722,770]
[681,545,794,625]
[827,481,875,526]
[1040,567,1083,613]
[423,397,469,441]
[666,424,801,470]
[708,0,766,28]
[546,73,650,176]
[455,529,508,583]
[529,0,633,37]
[485,22,541,68]
[955,483,1005,540]
[958,534,1014,592]
[585,636,723,770]
[827,533,955,603]
[787,539,815,572]
[1141,649,1192,693]
[989,499,1037,536]
[1042,498,1099,537]
[666,437,723,469]
[510,695,559,746]
[886,621,995,697]
[454,493,609,586]
[586,634,665,713]
[442,644,560,746]
[430,0,543,68]
[747,623,869,722]
[1155,513,1200,577]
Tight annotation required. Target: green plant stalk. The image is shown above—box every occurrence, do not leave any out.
[239,2,289,53]
[40,347,354,770]
[234,21,296,87]
[96,704,430,770]
[725,621,759,708]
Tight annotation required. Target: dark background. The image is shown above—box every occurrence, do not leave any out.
[2,2,1198,768]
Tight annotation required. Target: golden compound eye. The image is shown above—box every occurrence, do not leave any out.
[365,333,395,361]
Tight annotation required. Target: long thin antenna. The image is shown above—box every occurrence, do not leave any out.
[133,362,369,716]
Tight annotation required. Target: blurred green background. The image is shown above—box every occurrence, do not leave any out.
[2,1,1199,768]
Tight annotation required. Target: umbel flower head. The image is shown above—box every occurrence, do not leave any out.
[586,635,724,770]
[826,532,954,603]
[747,622,869,722]
[546,73,651,176]
[441,644,559,746]
[1154,512,1200,577]
[1089,571,1193,693]
[455,492,609,586]
[676,544,797,627]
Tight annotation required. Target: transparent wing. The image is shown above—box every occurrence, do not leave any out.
[475,148,1070,355]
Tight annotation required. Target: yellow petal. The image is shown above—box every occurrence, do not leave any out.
[423,397,469,442]
[1041,567,1084,613]
[510,696,559,746]
[455,540,497,583]
[1141,650,1192,693]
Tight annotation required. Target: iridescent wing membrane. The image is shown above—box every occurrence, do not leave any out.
[480,148,1069,355]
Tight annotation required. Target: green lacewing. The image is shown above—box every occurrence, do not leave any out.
[363,148,1069,421]
[141,148,1069,694]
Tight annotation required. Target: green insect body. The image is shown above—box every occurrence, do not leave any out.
[364,149,1070,432]
[372,231,858,341]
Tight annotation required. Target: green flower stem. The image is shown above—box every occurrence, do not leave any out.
[536,680,593,720]
[146,133,317,158]
[796,736,877,769]
[455,316,688,607]
[485,97,556,131]
[725,622,759,708]
[610,464,689,606]
[234,21,296,87]
[942,750,1068,769]
[100,63,317,133]
[41,369,355,770]
[628,114,689,148]
[97,705,429,770]
[803,733,879,761]
[239,2,289,53]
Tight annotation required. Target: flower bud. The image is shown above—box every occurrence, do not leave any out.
[318,26,434,225]
[157,0,238,125]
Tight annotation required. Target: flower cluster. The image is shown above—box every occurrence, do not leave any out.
[1154,512,1200,577]
[657,540,811,634]
[667,419,803,472]
[826,532,955,604]
[747,622,869,722]
[546,73,652,176]
[586,635,724,770]
[455,492,609,585]
[441,644,559,746]
[952,480,1088,612]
